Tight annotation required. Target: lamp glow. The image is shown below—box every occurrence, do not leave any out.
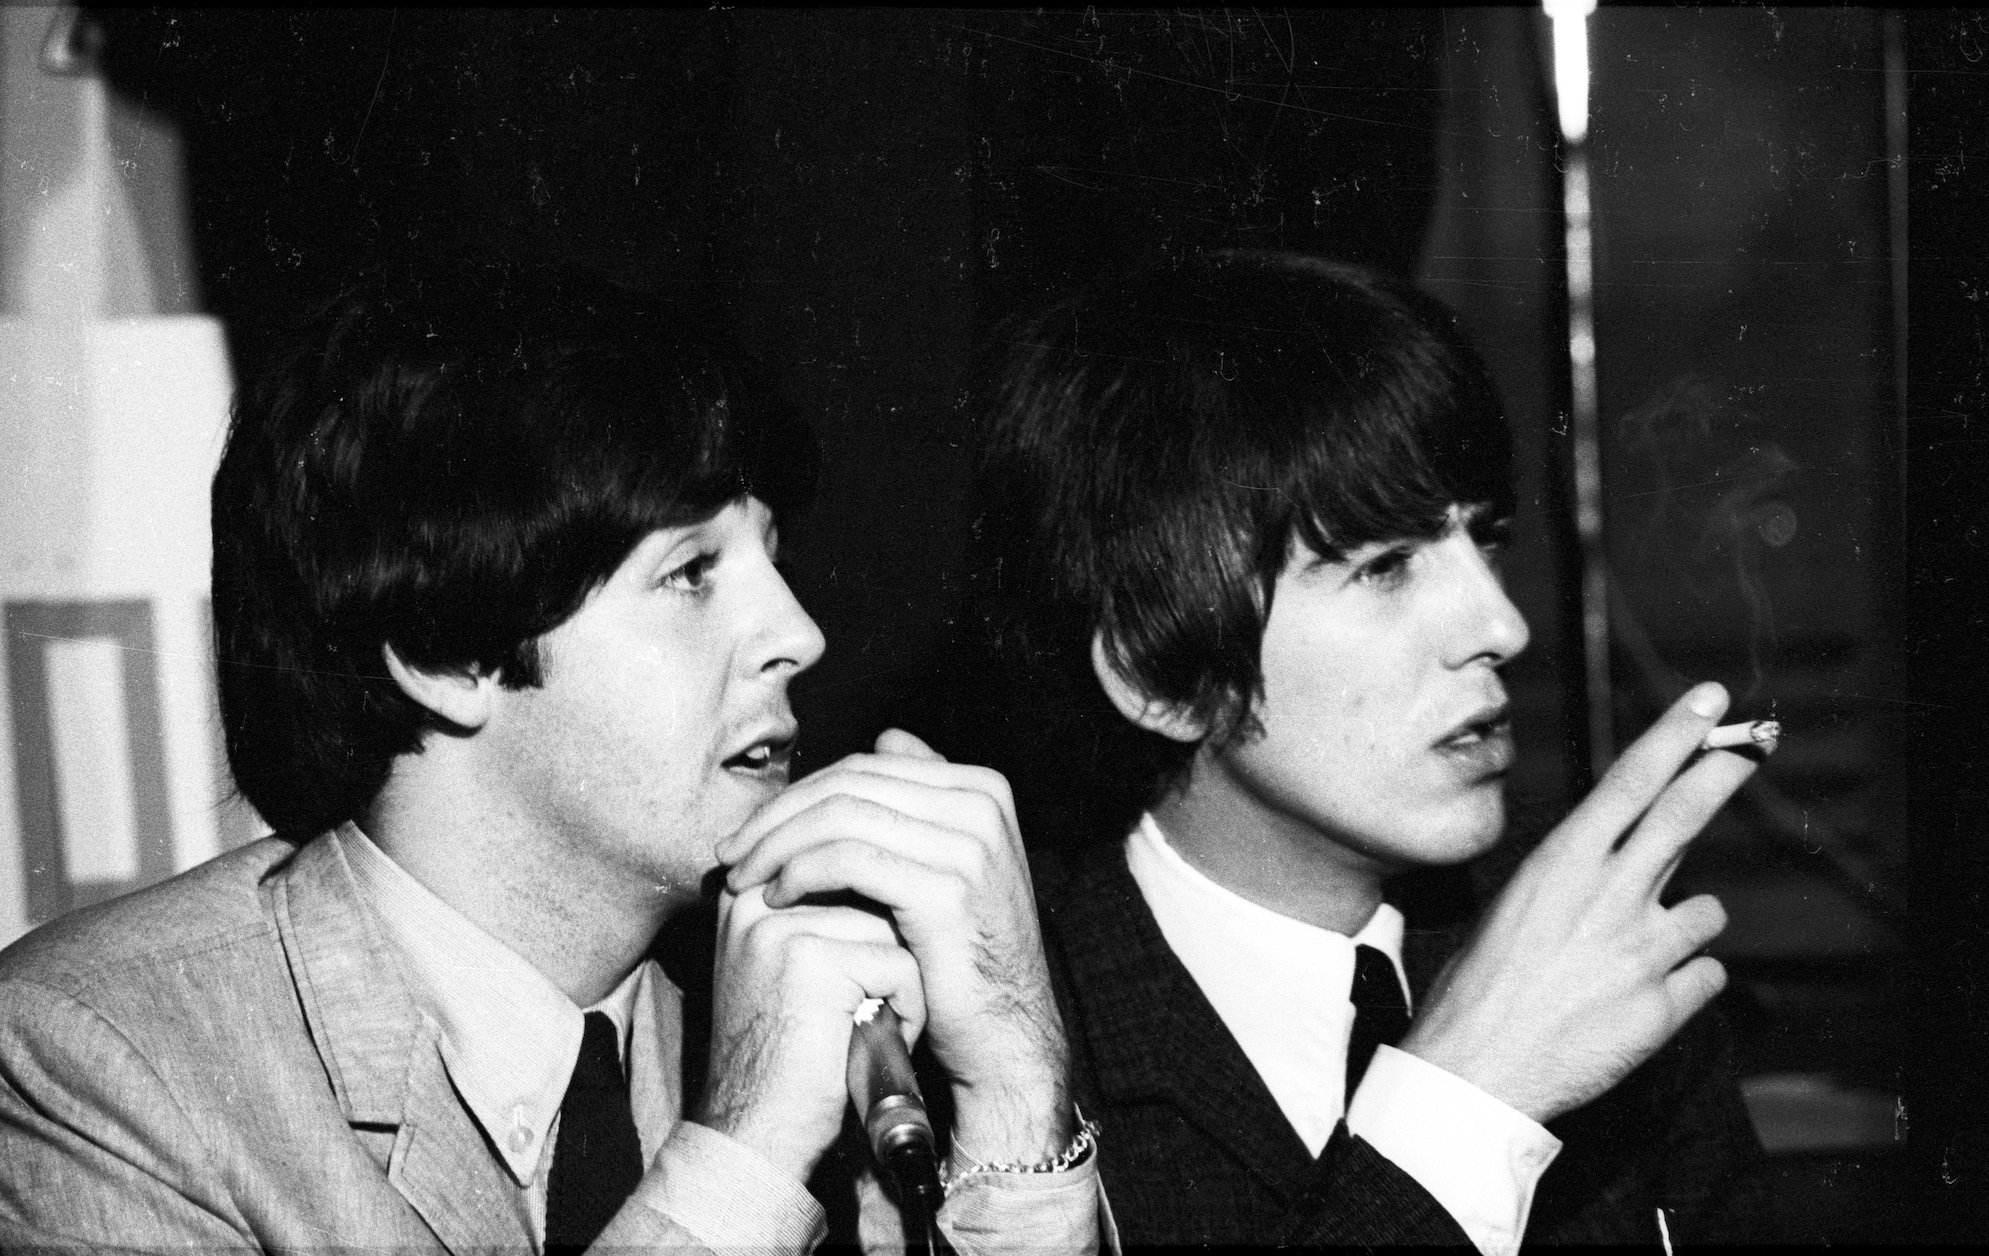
[1545,0,1597,144]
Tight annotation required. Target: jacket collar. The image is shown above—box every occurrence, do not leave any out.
[1044,838,1319,1199]
[1044,839,1472,1202]
[270,831,530,1251]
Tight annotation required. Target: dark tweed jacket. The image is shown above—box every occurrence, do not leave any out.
[1033,837,1768,1248]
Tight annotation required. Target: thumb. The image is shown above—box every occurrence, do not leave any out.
[875,727,947,762]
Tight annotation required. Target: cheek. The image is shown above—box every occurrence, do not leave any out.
[1257,641,1386,754]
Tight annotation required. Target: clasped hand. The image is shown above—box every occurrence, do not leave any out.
[696,730,1071,1182]
[1401,682,1766,1125]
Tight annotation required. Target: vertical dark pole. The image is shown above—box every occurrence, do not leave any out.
[1546,0,1613,781]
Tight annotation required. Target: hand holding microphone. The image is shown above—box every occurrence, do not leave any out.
[715,728,1075,1175]
[697,880,926,1185]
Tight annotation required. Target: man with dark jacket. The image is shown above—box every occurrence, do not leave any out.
[974,251,1766,1249]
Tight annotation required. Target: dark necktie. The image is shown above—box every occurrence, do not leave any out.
[545,1011,643,1254]
[1345,943,1411,1106]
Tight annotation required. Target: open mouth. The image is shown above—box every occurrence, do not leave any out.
[722,733,796,775]
[1436,704,1512,750]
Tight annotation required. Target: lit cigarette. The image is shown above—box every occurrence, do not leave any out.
[1700,720,1780,751]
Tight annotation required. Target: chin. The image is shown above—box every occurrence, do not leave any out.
[1408,800,1509,867]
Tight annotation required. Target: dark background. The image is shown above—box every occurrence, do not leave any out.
[81,6,1989,1241]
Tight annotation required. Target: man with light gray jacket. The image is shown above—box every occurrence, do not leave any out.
[0,263,1099,1253]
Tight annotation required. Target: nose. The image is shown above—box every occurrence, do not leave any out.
[754,558,827,678]
[1438,532,1531,669]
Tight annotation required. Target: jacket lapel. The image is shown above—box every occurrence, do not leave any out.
[273,832,531,1253]
[1046,841,1317,1200]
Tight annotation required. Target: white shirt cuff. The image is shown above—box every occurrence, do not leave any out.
[1345,1045,1562,1256]
[628,1120,827,1252]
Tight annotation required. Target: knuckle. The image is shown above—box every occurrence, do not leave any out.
[781,931,837,974]
[953,835,994,884]
[967,764,1015,806]
[966,792,1004,836]
[934,868,973,914]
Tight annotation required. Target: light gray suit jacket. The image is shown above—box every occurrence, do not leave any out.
[0,833,783,1253]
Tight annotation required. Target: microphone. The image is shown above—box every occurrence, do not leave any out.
[848,997,935,1162]
[848,998,948,1252]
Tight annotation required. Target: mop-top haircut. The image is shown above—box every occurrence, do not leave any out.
[977,250,1513,801]
[211,261,814,836]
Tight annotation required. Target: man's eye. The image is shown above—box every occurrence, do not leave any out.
[1354,547,1414,588]
[662,552,718,592]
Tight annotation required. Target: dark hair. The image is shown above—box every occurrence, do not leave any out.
[971,250,1511,831]
[211,260,814,835]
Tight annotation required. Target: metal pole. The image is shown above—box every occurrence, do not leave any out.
[1546,0,1613,778]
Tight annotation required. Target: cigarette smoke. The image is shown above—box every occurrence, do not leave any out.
[1616,374,1798,703]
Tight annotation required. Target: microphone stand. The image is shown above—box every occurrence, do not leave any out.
[849,1001,954,1256]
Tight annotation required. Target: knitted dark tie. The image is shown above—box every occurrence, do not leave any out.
[545,1011,643,1254]
[1345,944,1411,1106]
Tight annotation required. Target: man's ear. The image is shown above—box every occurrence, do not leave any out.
[1089,630,1206,744]
[382,642,495,732]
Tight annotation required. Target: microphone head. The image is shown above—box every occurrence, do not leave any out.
[865,1092,936,1160]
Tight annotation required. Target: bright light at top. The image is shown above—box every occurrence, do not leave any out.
[1545,0,1596,144]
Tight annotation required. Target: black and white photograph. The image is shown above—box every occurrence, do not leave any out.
[1,5,1981,1249]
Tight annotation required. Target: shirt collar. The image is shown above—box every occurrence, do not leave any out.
[337,823,649,1187]
[1128,812,1409,1003]
[1126,812,1412,1153]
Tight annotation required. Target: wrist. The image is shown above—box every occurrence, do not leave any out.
[946,1105,1099,1190]
[693,1098,827,1184]
[1395,1038,1557,1125]
[947,1069,1074,1166]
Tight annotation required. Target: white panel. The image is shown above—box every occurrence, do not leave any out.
[156,594,218,871]
[0,610,23,946]
[46,635,139,881]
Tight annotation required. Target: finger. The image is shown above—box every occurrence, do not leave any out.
[723,772,1018,867]
[1618,748,1760,892]
[717,884,772,935]
[1662,953,1728,1023]
[721,897,929,1035]
[841,750,1019,835]
[1560,682,1729,855]
[783,935,928,1032]
[876,727,946,761]
[1655,893,1729,968]
[726,794,984,893]
[761,839,970,924]
[844,950,928,1043]
[725,888,904,948]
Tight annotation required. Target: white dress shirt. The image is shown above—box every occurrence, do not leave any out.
[1125,814,1561,1256]
[338,824,820,1249]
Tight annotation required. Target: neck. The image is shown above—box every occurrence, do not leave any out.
[361,749,675,1007]
[1149,750,1386,936]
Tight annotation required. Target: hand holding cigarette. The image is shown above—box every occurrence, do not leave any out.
[1402,681,1769,1124]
